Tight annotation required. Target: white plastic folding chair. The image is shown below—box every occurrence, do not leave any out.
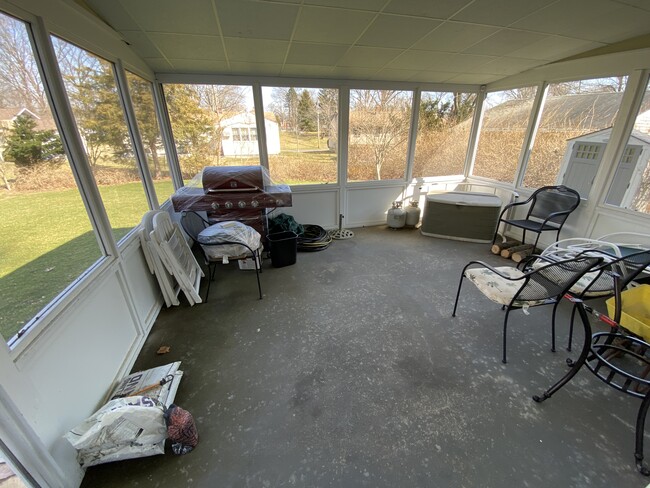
[540,232,650,261]
[140,211,180,307]
[151,211,204,305]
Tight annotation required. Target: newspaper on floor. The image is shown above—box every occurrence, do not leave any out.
[109,361,183,408]
[64,362,183,467]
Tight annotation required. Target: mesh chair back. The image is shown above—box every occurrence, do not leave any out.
[180,211,209,241]
[528,186,580,224]
[518,256,601,302]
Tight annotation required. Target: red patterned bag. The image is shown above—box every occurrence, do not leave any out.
[164,404,198,455]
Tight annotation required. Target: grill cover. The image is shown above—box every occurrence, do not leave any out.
[202,165,265,193]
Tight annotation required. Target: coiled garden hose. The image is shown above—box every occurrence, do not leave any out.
[298,225,332,252]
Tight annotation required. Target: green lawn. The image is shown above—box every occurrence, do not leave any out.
[0,180,171,341]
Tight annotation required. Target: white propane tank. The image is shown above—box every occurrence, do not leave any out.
[387,201,406,229]
[405,200,421,227]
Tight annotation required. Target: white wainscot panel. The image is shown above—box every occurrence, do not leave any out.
[15,270,140,484]
[121,236,162,331]
[347,186,406,227]
[277,190,339,229]
[590,208,650,238]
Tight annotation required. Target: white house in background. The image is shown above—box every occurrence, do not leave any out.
[0,107,55,131]
[558,128,650,208]
[220,112,281,157]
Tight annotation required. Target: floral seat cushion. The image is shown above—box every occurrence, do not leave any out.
[464,266,549,307]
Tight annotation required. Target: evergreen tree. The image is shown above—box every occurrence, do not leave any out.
[163,84,213,174]
[419,97,449,130]
[297,90,316,132]
[285,87,299,131]
[127,74,164,178]
[3,114,63,167]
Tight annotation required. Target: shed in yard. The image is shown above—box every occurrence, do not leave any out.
[220,113,280,157]
[559,127,650,209]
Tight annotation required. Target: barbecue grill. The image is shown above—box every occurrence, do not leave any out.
[171,166,292,238]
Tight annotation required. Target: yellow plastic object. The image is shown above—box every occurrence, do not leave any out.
[606,285,650,340]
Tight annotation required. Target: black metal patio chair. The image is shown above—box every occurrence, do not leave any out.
[491,185,581,250]
[533,285,650,476]
[180,211,262,301]
[563,248,650,351]
[452,255,602,363]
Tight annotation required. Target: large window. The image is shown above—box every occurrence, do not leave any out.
[412,91,476,178]
[163,83,256,180]
[523,77,627,190]
[0,14,102,344]
[348,89,412,181]
[605,78,650,213]
[125,72,173,203]
[473,88,537,183]
[262,86,338,185]
[53,37,150,242]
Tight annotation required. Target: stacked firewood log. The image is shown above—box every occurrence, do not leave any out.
[490,240,536,263]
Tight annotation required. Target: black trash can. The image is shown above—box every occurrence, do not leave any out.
[267,231,298,268]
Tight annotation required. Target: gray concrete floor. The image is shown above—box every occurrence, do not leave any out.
[82,226,648,487]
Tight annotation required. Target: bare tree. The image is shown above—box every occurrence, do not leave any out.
[0,15,49,113]
[195,84,248,164]
[52,38,120,167]
[269,87,289,129]
[349,90,411,180]
[503,86,538,101]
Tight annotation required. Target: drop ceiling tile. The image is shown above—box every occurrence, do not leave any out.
[281,64,335,77]
[465,56,542,75]
[434,53,497,72]
[613,0,650,12]
[229,62,283,76]
[408,71,460,83]
[224,38,289,64]
[445,73,502,83]
[451,0,557,27]
[147,33,224,60]
[145,57,174,72]
[286,43,348,66]
[372,69,421,81]
[388,50,495,71]
[86,0,141,30]
[303,0,386,11]
[330,66,380,79]
[120,31,162,58]
[356,14,441,49]
[412,22,500,52]
[337,46,403,68]
[168,58,230,72]
[217,0,299,40]
[512,0,650,42]
[383,0,473,20]
[119,0,219,35]
[386,50,449,70]
[293,6,376,44]
[508,36,605,61]
[463,29,550,56]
